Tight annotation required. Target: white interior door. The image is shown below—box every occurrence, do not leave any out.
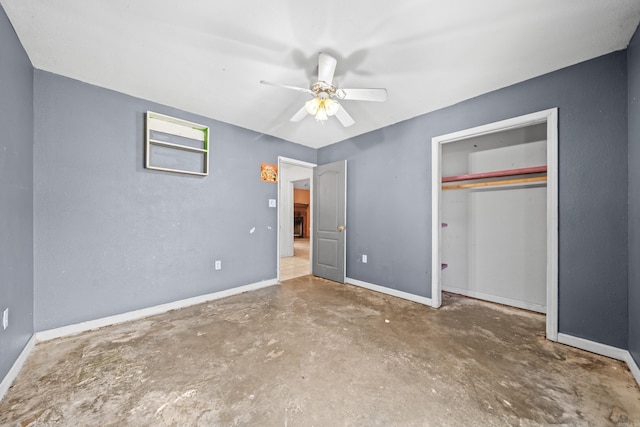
[312,160,347,283]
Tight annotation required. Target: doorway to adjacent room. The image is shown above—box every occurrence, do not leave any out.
[278,157,314,281]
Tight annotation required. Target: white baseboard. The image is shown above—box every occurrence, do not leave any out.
[345,277,432,306]
[625,352,640,387]
[8,281,640,402]
[36,278,279,342]
[558,333,640,388]
[557,333,628,361]
[443,285,546,314]
[0,335,36,402]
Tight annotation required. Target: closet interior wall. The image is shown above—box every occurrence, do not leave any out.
[441,123,548,313]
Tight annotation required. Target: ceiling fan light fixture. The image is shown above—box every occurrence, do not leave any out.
[315,106,329,121]
[306,97,339,122]
[324,99,339,116]
[305,97,320,115]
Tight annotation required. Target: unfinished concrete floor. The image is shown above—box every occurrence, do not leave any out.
[1,276,639,426]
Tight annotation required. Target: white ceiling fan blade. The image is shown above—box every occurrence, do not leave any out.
[336,88,388,102]
[260,80,313,95]
[334,104,355,127]
[290,104,308,122]
[318,52,337,84]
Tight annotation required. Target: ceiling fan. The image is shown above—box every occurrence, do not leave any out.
[260,52,387,127]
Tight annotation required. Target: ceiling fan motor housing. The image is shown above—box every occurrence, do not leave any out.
[311,81,337,97]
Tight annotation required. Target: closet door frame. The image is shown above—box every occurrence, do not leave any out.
[431,108,559,341]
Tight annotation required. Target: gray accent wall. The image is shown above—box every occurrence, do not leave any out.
[629,25,640,365]
[33,71,315,331]
[0,6,34,381]
[319,51,629,348]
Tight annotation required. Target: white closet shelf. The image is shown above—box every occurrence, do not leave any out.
[442,165,547,183]
[442,176,547,190]
[442,165,547,190]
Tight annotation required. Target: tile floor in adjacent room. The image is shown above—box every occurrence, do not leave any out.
[279,238,310,281]
[1,276,639,426]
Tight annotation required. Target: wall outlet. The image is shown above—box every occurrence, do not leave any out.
[2,308,8,330]
[215,260,222,270]
[362,254,368,263]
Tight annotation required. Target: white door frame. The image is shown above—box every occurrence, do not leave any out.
[431,108,559,341]
[277,156,317,282]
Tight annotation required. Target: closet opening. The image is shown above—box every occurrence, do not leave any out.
[431,109,558,341]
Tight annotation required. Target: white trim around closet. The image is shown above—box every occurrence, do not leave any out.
[431,108,559,341]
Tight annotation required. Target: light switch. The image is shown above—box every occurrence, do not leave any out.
[269,199,277,208]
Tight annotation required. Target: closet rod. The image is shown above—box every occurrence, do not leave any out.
[442,176,547,190]
[442,165,547,183]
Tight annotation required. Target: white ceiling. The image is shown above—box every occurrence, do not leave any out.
[3,1,640,149]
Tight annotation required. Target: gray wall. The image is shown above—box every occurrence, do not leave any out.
[1,5,635,382]
[0,6,34,381]
[629,25,640,365]
[33,71,315,331]
[319,51,629,348]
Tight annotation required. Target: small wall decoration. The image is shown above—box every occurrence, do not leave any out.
[260,163,278,182]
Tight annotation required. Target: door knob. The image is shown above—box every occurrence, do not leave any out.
[337,225,345,232]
